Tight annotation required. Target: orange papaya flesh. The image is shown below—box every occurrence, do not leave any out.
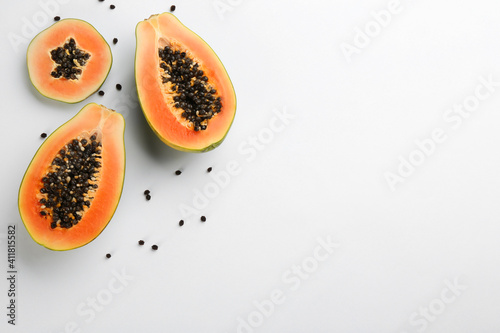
[18,103,125,251]
[135,13,236,152]
[27,19,112,104]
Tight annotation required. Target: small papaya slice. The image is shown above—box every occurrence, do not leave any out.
[135,13,236,152]
[27,19,112,103]
[18,103,125,251]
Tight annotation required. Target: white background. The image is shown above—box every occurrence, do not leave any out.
[2,0,500,332]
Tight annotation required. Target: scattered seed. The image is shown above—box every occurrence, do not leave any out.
[207,167,212,173]
[98,0,104,2]
[106,253,111,258]
[152,245,158,250]
[116,83,122,90]
[175,170,182,175]
[144,189,150,195]
[179,220,184,226]
[201,216,206,222]
[98,90,104,96]
[170,5,176,12]
[40,133,47,138]
[110,4,115,9]
[138,240,145,245]
[54,16,60,21]
[113,38,118,45]
[146,194,151,201]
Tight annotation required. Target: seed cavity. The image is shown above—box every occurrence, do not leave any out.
[158,45,222,131]
[38,134,102,229]
[50,38,91,80]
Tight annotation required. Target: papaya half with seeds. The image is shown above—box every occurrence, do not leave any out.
[18,103,125,251]
[27,19,112,104]
[135,13,236,152]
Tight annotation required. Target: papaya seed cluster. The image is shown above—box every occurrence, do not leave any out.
[159,46,222,131]
[50,38,91,80]
[39,135,102,229]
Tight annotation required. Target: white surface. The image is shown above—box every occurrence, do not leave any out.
[2,0,500,332]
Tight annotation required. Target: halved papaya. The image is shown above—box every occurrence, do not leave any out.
[27,19,112,103]
[135,13,236,152]
[18,103,125,251]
